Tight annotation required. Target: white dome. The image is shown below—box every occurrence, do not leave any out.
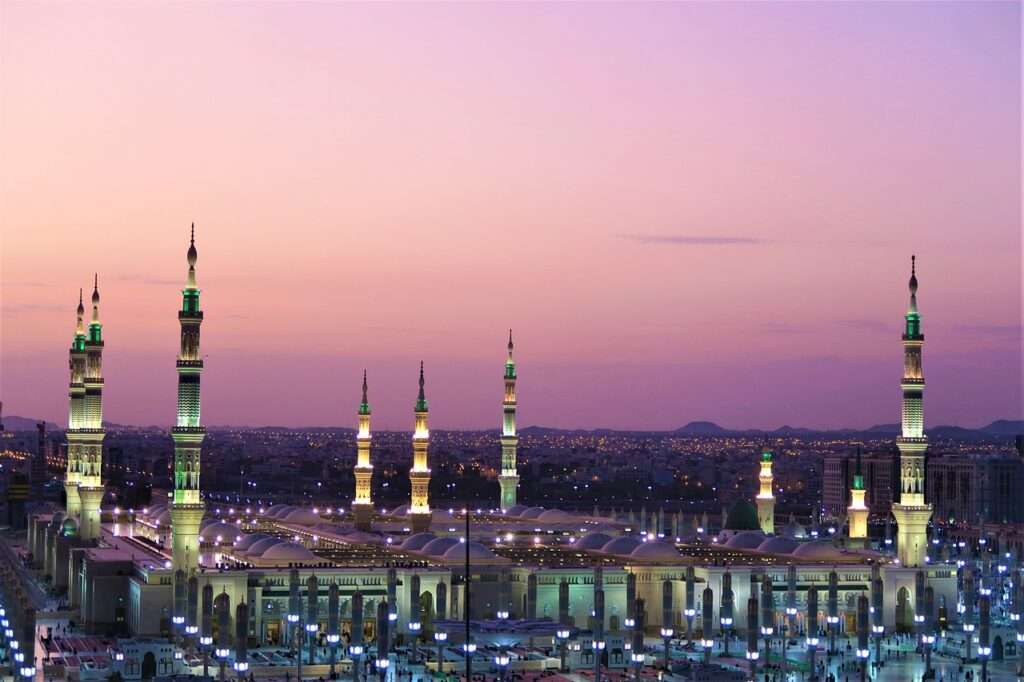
[602,536,642,556]
[341,530,383,545]
[390,504,410,517]
[576,532,614,551]
[200,521,241,544]
[630,541,681,562]
[283,509,321,526]
[758,537,799,554]
[269,506,296,520]
[402,533,437,551]
[247,537,286,556]
[505,505,529,517]
[260,542,317,563]
[265,504,289,517]
[520,507,546,520]
[538,509,574,523]
[442,542,495,561]
[144,504,167,519]
[156,510,173,526]
[235,533,271,552]
[421,537,460,556]
[792,540,848,562]
[725,531,766,550]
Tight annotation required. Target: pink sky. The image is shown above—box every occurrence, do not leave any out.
[1,1,1020,430]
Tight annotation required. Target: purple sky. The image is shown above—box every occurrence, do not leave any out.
[1,1,1021,430]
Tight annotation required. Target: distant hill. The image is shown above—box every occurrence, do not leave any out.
[675,421,728,435]
[1,415,59,432]
[982,420,1024,435]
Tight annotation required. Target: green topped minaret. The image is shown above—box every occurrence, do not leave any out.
[409,362,432,532]
[756,446,775,534]
[847,445,869,545]
[64,289,88,519]
[892,255,931,567]
[77,275,106,540]
[499,329,520,511]
[171,224,206,575]
[353,370,374,531]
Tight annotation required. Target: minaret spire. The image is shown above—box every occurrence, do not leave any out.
[171,224,207,577]
[756,445,775,534]
[353,370,374,531]
[409,362,432,532]
[499,330,520,511]
[891,255,931,566]
[65,289,89,521]
[78,273,106,540]
[847,444,869,546]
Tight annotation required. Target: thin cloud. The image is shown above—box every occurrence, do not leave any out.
[953,324,1022,337]
[116,274,180,286]
[619,234,765,245]
[837,319,890,333]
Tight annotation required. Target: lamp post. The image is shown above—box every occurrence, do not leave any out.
[376,600,390,682]
[351,591,364,682]
[375,657,389,682]
[216,593,231,682]
[922,586,935,679]
[978,594,990,682]
[632,599,645,682]
[593,588,605,682]
[307,574,320,666]
[685,566,696,645]
[494,653,510,682]
[659,628,673,672]
[806,585,819,682]
[827,570,839,655]
[556,629,570,672]
[434,631,447,676]
[746,597,759,682]
[761,573,774,667]
[409,574,422,665]
[327,583,340,680]
[721,570,734,658]
[702,586,715,664]
[856,594,869,682]
[200,583,213,682]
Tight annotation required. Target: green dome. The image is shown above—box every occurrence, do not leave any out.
[61,517,79,537]
[725,501,760,532]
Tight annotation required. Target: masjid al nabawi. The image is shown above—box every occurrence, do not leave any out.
[28,233,958,669]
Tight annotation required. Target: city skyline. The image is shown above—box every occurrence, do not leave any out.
[2,1,1021,430]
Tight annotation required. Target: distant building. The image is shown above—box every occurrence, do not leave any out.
[822,450,898,519]
[927,452,1024,525]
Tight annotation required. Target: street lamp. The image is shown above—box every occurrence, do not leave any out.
[660,627,673,670]
[433,631,447,675]
[408,621,421,664]
[494,653,510,682]
[375,656,389,682]
[556,629,570,672]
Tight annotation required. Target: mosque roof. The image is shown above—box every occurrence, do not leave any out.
[724,531,766,550]
[630,541,681,562]
[725,501,761,531]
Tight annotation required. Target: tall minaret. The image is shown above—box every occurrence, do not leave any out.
[498,330,519,511]
[755,448,775,535]
[409,362,432,533]
[891,255,932,567]
[64,289,87,519]
[353,371,374,531]
[77,275,106,540]
[847,446,869,546]
[171,225,206,574]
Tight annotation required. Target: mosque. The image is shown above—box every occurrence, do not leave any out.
[27,233,957,671]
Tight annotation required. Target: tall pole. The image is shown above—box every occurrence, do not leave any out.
[327,583,339,679]
[979,594,991,682]
[632,599,645,681]
[593,588,605,682]
[661,579,674,672]
[807,585,819,682]
[702,586,714,664]
[856,595,869,682]
[558,581,569,673]
[352,591,364,682]
[827,570,839,655]
[201,583,212,681]
[721,570,734,658]
[464,507,472,682]
[923,586,935,679]
[760,573,774,668]
[746,597,759,682]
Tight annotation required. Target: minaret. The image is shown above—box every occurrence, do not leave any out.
[64,289,87,520]
[891,255,932,567]
[756,447,776,534]
[498,330,519,511]
[847,446,869,546]
[409,362,432,533]
[77,275,106,540]
[353,371,374,531]
[171,225,206,574]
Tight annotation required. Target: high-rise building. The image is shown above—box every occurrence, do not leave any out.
[755,449,775,535]
[847,447,869,545]
[409,362,431,533]
[498,330,519,511]
[170,225,206,575]
[891,256,932,567]
[353,371,374,531]
[65,289,87,521]
[927,453,1024,525]
[78,275,106,540]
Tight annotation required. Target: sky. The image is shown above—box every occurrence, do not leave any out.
[1,1,1020,431]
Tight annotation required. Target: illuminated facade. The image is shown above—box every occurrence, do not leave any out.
[498,330,519,511]
[409,363,432,532]
[170,225,206,575]
[847,447,869,545]
[64,290,87,521]
[891,256,932,567]
[755,449,775,535]
[77,276,106,540]
[353,371,374,531]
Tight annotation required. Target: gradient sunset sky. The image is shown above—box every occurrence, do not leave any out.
[1,1,1020,431]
